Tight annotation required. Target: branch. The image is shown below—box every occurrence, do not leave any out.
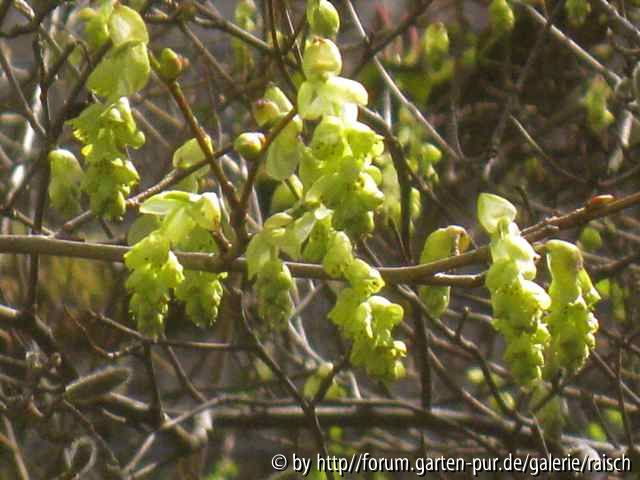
[209,404,622,455]
[2,188,640,284]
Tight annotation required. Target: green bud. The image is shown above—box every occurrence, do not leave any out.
[423,23,450,67]
[236,0,257,29]
[490,0,515,35]
[158,48,187,82]
[545,240,583,278]
[491,234,538,279]
[566,0,591,26]
[173,136,214,169]
[78,6,110,50]
[578,225,602,252]
[584,76,614,133]
[253,99,281,127]
[303,37,342,80]
[264,85,294,113]
[307,0,340,38]
[421,143,442,169]
[368,296,404,330]
[420,226,470,264]
[234,132,266,160]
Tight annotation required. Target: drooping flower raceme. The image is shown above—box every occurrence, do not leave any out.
[544,240,600,376]
[68,98,143,220]
[244,10,406,380]
[419,226,470,318]
[479,193,551,385]
[58,3,152,220]
[125,191,225,337]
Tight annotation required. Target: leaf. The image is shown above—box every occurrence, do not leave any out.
[139,191,195,215]
[264,84,293,113]
[162,207,196,245]
[477,192,517,235]
[173,136,213,169]
[265,133,303,181]
[108,4,149,46]
[321,76,368,106]
[280,210,317,259]
[127,215,160,245]
[68,103,107,143]
[87,42,150,100]
[246,232,275,279]
[189,193,221,231]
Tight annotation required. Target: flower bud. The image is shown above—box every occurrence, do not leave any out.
[303,37,342,80]
[264,84,293,112]
[423,22,449,67]
[566,0,590,26]
[64,367,131,405]
[234,132,266,160]
[307,0,340,38]
[253,99,281,127]
[584,76,614,133]
[158,48,187,82]
[490,0,515,35]
[317,362,334,377]
[578,225,602,252]
[421,143,442,166]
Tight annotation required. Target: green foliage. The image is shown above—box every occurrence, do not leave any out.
[84,3,150,100]
[232,0,257,72]
[173,136,213,169]
[205,458,239,480]
[255,86,304,180]
[298,38,368,121]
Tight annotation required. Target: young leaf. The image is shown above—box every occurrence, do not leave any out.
[108,4,149,46]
